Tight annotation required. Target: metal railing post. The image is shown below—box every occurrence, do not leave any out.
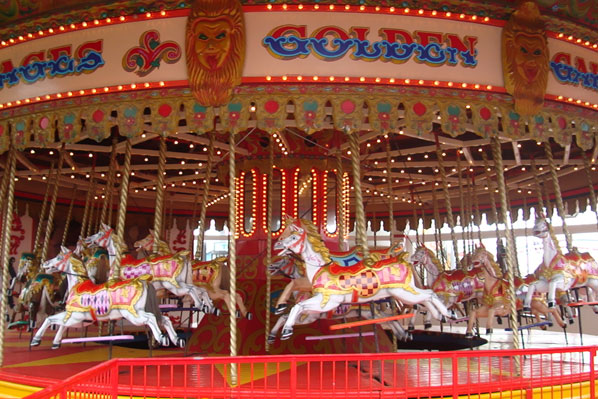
[591,348,596,399]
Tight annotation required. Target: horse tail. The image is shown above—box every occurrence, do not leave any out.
[144,284,162,323]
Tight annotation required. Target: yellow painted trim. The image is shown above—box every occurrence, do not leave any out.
[0,380,42,398]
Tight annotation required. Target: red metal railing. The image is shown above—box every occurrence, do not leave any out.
[25,346,597,399]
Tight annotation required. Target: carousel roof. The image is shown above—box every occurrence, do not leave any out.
[0,0,596,232]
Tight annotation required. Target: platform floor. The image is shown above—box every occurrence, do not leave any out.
[1,321,597,399]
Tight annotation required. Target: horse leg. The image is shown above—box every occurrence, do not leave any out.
[234,292,251,320]
[584,280,598,313]
[547,277,565,308]
[281,295,339,340]
[132,311,169,347]
[268,315,288,346]
[523,283,540,311]
[465,308,479,338]
[31,312,67,346]
[275,281,296,315]
[160,315,185,348]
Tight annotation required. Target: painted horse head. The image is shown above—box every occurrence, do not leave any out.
[84,223,114,248]
[16,252,38,282]
[471,245,503,279]
[532,218,550,239]
[411,245,443,275]
[274,217,332,265]
[134,230,171,255]
[268,255,305,280]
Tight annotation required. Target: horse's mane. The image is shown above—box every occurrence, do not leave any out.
[70,256,90,281]
[419,246,443,273]
[545,220,563,256]
[297,218,332,264]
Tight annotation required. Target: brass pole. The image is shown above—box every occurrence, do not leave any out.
[41,148,65,263]
[0,140,17,366]
[490,137,520,359]
[152,136,167,253]
[265,132,274,352]
[111,139,132,282]
[33,164,54,254]
[227,132,238,384]
[435,136,459,268]
[347,130,368,256]
[545,142,573,251]
[197,133,215,260]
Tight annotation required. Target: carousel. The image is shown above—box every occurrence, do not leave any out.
[0,0,597,397]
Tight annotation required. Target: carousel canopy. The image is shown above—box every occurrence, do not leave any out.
[0,0,596,233]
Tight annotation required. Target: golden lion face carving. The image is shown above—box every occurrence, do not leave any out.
[502,1,549,116]
[185,0,245,107]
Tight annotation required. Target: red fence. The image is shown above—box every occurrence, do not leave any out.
[25,346,597,399]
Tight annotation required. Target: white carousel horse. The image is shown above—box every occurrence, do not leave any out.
[273,217,449,340]
[523,218,598,312]
[267,299,412,344]
[268,243,405,315]
[411,245,484,317]
[85,224,214,314]
[134,231,251,319]
[31,246,184,349]
[465,245,566,338]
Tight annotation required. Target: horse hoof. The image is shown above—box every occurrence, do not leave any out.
[424,323,432,330]
[465,332,473,339]
[274,304,287,315]
[486,328,493,335]
[440,316,446,323]
[236,310,241,318]
[522,307,531,312]
[280,329,293,340]
[160,335,169,347]
[30,338,41,347]
[267,335,276,345]
[246,312,253,320]
[496,317,502,325]
[541,325,548,330]
[569,318,575,325]
[177,338,186,349]
[547,301,555,308]
[212,308,221,316]
[407,325,414,331]
[51,343,61,350]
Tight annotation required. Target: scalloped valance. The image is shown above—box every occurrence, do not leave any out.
[0,85,596,153]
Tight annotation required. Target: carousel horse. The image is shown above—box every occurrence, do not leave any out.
[269,243,405,315]
[85,224,215,314]
[274,217,449,340]
[134,232,251,319]
[267,299,412,344]
[411,245,484,317]
[31,246,184,349]
[13,252,65,330]
[465,245,566,338]
[523,218,598,312]
[74,237,110,284]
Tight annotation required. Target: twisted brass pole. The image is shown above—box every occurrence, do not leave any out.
[61,185,78,246]
[265,132,274,352]
[153,136,167,253]
[435,138,459,268]
[481,151,501,240]
[490,137,520,360]
[41,148,65,263]
[33,163,54,254]
[112,139,132,282]
[336,149,346,251]
[411,188,419,244]
[456,152,467,258]
[101,136,118,226]
[0,141,17,366]
[347,130,368,256]
[530,158,546,217]
[581,151,598,231]
[545,142,573,251]
[227,132,238,384]
[431,184,446,270]
[197,133,215,260]
[80,171,95,239]
[542,173,553,219]
[472,173,483,243]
